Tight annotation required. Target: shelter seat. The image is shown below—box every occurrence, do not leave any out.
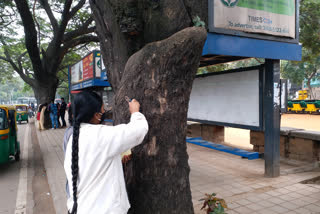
[186,137,260,160]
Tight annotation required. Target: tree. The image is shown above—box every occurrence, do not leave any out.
[90,0,207,213]
[299,0,320,57]
[281,0,320,99]
[0,77,33,104]
[0,0,99,104]
[281,53,320,99]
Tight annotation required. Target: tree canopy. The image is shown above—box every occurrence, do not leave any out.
[0,76,34,104]
[281,0,320,94]
[0,0,99,103]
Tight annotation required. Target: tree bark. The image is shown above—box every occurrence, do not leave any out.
[90,1,208,212]
[117,27,206,213]
[33,80,59,105]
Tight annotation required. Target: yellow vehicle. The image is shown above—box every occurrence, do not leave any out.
[15,104,29,124]
[297,90,308,100]
[0,105,20,163]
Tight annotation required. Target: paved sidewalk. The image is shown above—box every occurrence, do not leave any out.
[35,127,320,214]
[36,127,67,214]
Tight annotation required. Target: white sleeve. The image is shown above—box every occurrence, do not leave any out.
[99,112,148,157]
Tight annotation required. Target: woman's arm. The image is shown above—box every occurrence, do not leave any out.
[99,112,148,157]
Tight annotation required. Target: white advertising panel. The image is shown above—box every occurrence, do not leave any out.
[212,0,296,38]
[71,61,83,84]
[188,69,261,128]
[95,56,101,78]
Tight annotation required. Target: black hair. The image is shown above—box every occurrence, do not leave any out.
[68,104,73,126]
[61,97,65,100]
[70,91,103,214]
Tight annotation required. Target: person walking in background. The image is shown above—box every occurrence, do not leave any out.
[48,100,58,129]
[60,97,67,127]
[57,102,61,128]
[39,103,47,130]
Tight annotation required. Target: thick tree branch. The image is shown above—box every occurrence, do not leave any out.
[59,0,85,33]
[90,0,129,92]
[14,0,42,75]
[0,53,35,86]
[69,0,86,19]
[0,55,9,62]
[17,51,28,71]
[38,0,58,32]
[53,0,86,54]
[67,43,88,54]
[63,17,95,42]
[62,35,99,52]
[33,0,41,49]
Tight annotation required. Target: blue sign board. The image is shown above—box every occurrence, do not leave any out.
[202,33,302,61]
[71,78,111,91]
[69,50,111,92]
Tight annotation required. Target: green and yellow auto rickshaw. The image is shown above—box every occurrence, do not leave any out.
[0,105,20,163]
[15,104,29,124]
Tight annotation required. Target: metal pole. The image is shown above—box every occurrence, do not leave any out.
[264,59,280,177]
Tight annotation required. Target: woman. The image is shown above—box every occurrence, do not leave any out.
[64,91,148,214]
[39,103,48,130]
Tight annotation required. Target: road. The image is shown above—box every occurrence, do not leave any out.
[0,121,55,214]
[0,123,26,214]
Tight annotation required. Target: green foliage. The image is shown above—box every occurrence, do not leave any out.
[193,16,205,28]
[197,58,264,75]
[281,0,320,98]
[228,58,264,69]
[299,0,320,57]
[0,76,33,103]
[197,64,229,75]
[0,0,99,103]
[281,50,320,86]
[200,193,228,214]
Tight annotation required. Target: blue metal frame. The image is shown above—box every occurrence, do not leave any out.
[202,33,302,61]
[187,137,260,160]
[71,79,111,91]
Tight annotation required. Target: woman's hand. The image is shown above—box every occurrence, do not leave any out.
[122,154,132,164]
[129,99,140,114]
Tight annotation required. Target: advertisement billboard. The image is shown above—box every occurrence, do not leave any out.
[209,0,298,42]
[69,50,111,92]
[71,61,83,84]
[95,52,101,78]
[82,53,94,81]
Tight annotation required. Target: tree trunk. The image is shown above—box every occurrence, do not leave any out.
[115,27,206,213]
[306,81,314,100]
[91,0,208,212]
[33,78,59,105]
[307,69,317,100]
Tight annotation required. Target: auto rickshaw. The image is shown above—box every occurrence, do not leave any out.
[0,105,20,163]
[15,104,29,124]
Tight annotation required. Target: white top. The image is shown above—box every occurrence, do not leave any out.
[64,112,148,214]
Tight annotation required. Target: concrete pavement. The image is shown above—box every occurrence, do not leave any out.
[34,125,320,214]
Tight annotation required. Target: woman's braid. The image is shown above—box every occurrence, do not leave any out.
[71,121,80,214]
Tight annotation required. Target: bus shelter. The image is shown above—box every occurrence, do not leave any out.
[189,0,301,177]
